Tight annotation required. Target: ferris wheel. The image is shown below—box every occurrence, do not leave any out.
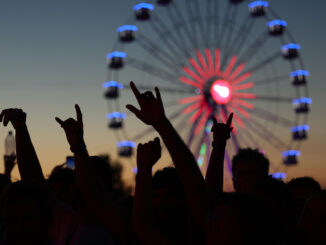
[103,0,311,182]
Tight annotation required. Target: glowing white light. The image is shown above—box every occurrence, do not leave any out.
[214,84,230,98]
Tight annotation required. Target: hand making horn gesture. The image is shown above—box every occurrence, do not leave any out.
[126,81,166,127]
[55,104,86,152]
[211,112,234,146]
[0,108,27,130]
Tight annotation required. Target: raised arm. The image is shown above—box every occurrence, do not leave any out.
[4,155,16,180]
[0,109,45,183]
[133,137,178,245]
[55,105,129,244]
[205,113,233,195]
[126,82,208,226]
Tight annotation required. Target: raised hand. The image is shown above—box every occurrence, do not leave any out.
[4,155,16,178]
[211,113,233,146]
[55,104,85,152]
[126,81,166,127]
[0,109,26,130]
[137,137,161,170]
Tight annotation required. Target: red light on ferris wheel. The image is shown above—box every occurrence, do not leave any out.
[210,80,232,104]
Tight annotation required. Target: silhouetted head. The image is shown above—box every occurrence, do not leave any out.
[0,181,53,245]
[90,156,113,192]
[151,167,188,240]
[288,176,321,218]
[232,148,269,193]
[48,166,76,207]
[298,190,326,245]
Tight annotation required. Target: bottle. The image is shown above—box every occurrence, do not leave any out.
[5,131,16,158]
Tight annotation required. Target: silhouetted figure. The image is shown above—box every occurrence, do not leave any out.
[0,181,53,245]
[288,176,321,222]
[48,166,76,208]
[297,190,326,245]
[232,148,269,193]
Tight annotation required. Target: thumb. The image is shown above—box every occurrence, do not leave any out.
[126,104,141,118]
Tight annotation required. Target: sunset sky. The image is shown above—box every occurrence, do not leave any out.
[0,0,325,188]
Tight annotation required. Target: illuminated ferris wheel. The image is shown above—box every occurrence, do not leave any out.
[103,0,311,180]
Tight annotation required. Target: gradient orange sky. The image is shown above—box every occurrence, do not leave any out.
[0,0,325,188]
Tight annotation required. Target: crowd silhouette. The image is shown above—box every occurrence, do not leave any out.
[0,81,324,245]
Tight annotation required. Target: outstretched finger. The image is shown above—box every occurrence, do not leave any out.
[55,117,64,126]
[75,104,83,124]
[155,87,163,108]
[130,81,141,102]
[226,112,233,129]
[3,114,11,127]
[126,104,141,118]
[0,111,5,122]
[212,115,218,125]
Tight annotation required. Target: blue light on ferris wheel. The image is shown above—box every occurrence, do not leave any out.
[282,150,301,157]
[267,20,287,27]
[282,43,301,51]
[248,1,269,8]
[290,70,309,77]
[134,3,155,11]
[291,125,310,133]
[117,25,139,33]
[292,97,312,105]
[106,52,127,59]
[107,112,126,119]
[117,141,136,148]
[103,81,124,89]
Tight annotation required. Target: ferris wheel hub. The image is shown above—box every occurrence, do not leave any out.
[210,80,232,104]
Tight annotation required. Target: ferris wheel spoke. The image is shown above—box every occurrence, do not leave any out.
[193,0,209,46]
[254,95,293,103]
[130,105,188,142]
[239,126,261,149]
[243,121,282,151]
[218,3,234,50]
[135,39,179,74]
[232,19,256,57]
[150,16,192,59]
[222,16,252,64]
[250,106,295,127]
[126,57,183,88]
[243,118,288,151]
[205,0,214,47]
[136,33,181,69]
[147,20,185,61]
[172,3,201,50]
[213,0,220,48]
[185,0,206,47]
[121,83,194,95]
[165,3,198,53]
[186,115,202,148]
[229,103,251,119]
[238,33,270,64]
[234,131,249,149]
[184,1,200,48]
[223,56,238,79]
[253,74,290,86]
[220,7,238,69]
[244,51,281,74]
